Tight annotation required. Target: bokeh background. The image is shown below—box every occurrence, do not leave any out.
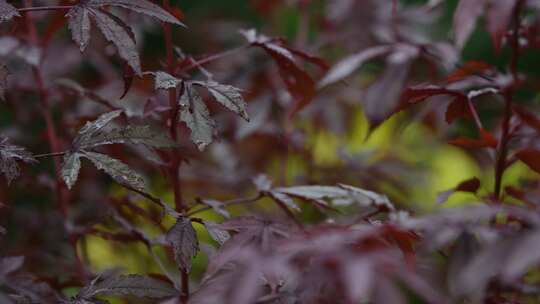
[1,0,539,298]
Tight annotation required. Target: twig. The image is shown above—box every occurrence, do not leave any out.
[161,0,190,300]
[186,194,263,217]
[178,45,249,74]
[33,151,67,159]
[24,0,86,283]
[18,5,73,12]
[494,0,524,200]
[121,184,181,218]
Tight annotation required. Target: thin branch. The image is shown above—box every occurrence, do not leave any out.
[34,151,67,159]
[24,0,86,283]
[186,194,263,217]
[178,45,249,74]
[272,198,304,229]
[161,1,189,301]
[18,6,73,12]
[494,0,524,200]
[122,184,182,218]
[466,97,484,130]
[162,0,185,214]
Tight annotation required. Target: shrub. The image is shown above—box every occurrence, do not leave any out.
[1,0,540,303]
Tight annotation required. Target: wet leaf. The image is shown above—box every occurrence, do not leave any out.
[89,8,141,74]
[337,184,394,211]
[272,184,393,211]
[178,83,216,151]
[0,1,19,24]
[74,110,124,147]
[195,81,249,121]
[0,137,37,185]
[80,274,178,299]
[81,125,176,149]
[89,0,184,26]
[199,199,230,218]
[204,221,230,245]
[61,152,82,189]
[268,191,301,212]
[82,151,146,191]
[166,217,199,273]
[67,5,92,52]
[152,71,181,90]
[67,0,183,67]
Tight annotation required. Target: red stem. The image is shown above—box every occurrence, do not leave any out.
[466,97,484,130]
[23,0,86,282]
[162,1,189,302]
[494,0,523,200]
[178,45,248,74]
[162,0,183,213]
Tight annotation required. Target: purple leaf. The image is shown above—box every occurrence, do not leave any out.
[200,199,230,218]
[453,0,488,50]
[178,83,216,151]
[317,45,392,88]
[204,221,230,245]
[80,273,179,299]
[0,1,19,24]
[501,230,540,280]
[88,8,141,74]
[194,81,249,121]
[486,0,518,51]
[166,217,200,273]
[89,0,185,26]
[363,47,416,126]
[66,5,92,52]
[82,151,147,191]
[0,137,37,185]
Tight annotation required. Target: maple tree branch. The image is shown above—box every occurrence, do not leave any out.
[273,199,304,229]
[466,98,484,130]
[161,3,189,302]
[494,0,524,200]
[34,151,67,159]
[121,184,181,218]
[18,5,73,12]
[179,45,249,74]
[23,0,86,283]
[162,0,184,215]
[186,194,263,217]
